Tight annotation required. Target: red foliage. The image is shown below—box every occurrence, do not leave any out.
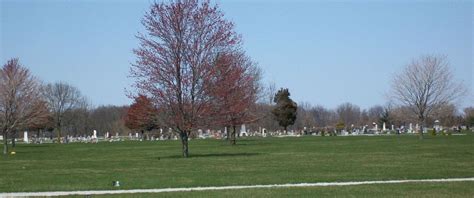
[1,58,49,154]
[130,0,258,156]
[131,0,240,133]
[124,95,158,132]
[209,52,260,128]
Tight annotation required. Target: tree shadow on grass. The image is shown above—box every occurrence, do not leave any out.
[160,152,262,159]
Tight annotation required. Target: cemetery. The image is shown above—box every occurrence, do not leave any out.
[1,0,473,197]
[1,133,473,196]
[7,118,472,149]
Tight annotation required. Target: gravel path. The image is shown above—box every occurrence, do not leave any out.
[1,177,473,197]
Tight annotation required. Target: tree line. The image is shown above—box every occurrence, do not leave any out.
[0,59,131,154]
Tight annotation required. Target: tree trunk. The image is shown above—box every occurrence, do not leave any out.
[180,132,189,158]
[284,126,287,135]
[231,125,236,145]
[3,131,8,155]
[57,123,62,144]
[11,131,16,148]
[37,130,41,143]
[419,117,424,140]
[226,126,230,141]
[419,125,424,140]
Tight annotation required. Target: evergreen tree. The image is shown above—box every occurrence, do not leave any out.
[272,88,297,132]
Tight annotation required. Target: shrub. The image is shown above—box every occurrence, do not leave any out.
[335,122,345,133]
[430,129,436,136]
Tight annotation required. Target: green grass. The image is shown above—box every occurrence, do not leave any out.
[1,134,473,195]
[83,182,474,197]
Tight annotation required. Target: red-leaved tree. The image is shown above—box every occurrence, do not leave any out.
[124,95,159,140]
[209,52,261,145]
[0,58,49,154]
[131,0,241,157]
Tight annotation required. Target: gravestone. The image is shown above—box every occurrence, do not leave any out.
[373,122,378,131]
[342,130,349,136]
[382,122,386,131]
[434,120,441,132]
[240,124,248,137]
[23,131,28,143]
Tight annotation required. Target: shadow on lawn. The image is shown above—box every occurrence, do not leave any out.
[160,152,262,159]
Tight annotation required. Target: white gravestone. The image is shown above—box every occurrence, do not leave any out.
[24,131,28,143]
[92,130,97,139]
[240,124,248,137]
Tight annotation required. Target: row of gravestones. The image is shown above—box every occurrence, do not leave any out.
[11,121,439,144]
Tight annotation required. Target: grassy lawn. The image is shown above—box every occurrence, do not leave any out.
[85,182,474,197]
[1,134,473,194]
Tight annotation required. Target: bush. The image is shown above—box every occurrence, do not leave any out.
[430,129,436,136]
[335,122,345,133]
[440,130,446,136]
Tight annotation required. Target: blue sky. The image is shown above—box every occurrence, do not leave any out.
[1,0,472,109]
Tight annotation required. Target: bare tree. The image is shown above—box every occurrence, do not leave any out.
[368,105,384,124]
[310,105,336,128]
[336,102,361,129]
[261,82,277,105]
[0,58,48,154]
[42,82,83,143]
[63,99,92,137]
[250,103,280,132]
[294,102,316,132]
[391,105,417,127]
[464,107,474,129]
[390,55,466,139]
[430,103,458,127]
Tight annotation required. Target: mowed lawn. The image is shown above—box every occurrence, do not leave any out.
[1,134,473,194]
[87,182,474,198]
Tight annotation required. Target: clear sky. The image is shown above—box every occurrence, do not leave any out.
[1,0,472,110]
